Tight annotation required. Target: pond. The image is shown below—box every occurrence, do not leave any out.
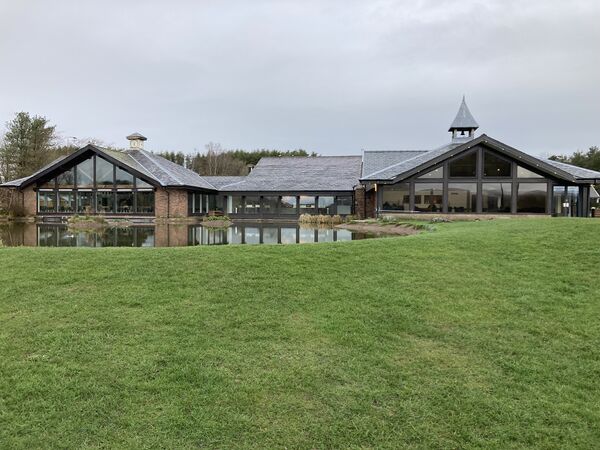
[0,222,374,248]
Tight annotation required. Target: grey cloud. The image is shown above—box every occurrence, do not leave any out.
[0,0,598,156]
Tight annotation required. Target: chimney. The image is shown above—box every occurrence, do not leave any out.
[126,132,147,150]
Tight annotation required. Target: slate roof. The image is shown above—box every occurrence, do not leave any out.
[0,155,70,187]
[362,143,460,180]
[202,176,247,189]
[361,151,427,179]
[0,145,217,190]
[449,96,479,131]
[130,150,216,189]
[542,159,600,181]
[216,156,362,192]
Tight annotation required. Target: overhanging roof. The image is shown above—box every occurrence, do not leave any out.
[361,135,600,184]
[0,144,217,191]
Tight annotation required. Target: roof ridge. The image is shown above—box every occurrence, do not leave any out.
[117,149,162,185]
[362,143,456,179]
[138,150,185,186]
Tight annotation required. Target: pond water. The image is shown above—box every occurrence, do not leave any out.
[0,222,373,248]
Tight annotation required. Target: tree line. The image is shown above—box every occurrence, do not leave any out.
[0,112,316,184]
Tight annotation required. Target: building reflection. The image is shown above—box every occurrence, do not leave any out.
[0,222,367,247]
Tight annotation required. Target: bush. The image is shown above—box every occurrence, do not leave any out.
[203,215,231,222]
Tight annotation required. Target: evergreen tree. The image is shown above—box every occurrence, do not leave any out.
[0,112,56,181]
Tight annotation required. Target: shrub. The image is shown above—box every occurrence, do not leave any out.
[204,215,231,222]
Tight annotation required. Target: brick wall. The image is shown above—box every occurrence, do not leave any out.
[155,188,189,218]
[23,186,37,217]
[354,187,365,218]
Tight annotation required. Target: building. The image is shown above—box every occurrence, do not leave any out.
[2,99,599,218]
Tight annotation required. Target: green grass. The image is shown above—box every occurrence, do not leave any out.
[1,219,599,449]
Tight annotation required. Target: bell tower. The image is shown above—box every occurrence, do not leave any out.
[449,96,479,143]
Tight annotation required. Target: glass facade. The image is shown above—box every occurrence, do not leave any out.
[317,196,335,214]
[262,196,278,214]
[447,183,477,213]
[280,196,297,214]
[336,196,353,215]
[96,157,114,188]
[414,183,443,212]
[517,183,547,213]
[299,196,316,213]
[381,183,410,211]
[482,183,512,213]
[377,148,560,215]
[38,191,56,212]
[418,167,444,179]
[449,152,477,177]
[245,196,260,214]
[36,155,156,215]
[96,191,114,213]
[517,166,544,178]
[76,159,94,187]
[484,151,511,177]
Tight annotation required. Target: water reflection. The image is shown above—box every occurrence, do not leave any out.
[0,222,370,248]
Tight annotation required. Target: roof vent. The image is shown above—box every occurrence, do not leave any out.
[126,132,147,150]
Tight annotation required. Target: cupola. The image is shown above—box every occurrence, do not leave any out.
[449,96,478,143]
[126,132,147,149]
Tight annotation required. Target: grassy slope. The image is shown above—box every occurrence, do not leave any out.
[0,219,599,449]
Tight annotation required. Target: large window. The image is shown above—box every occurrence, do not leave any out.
[517,183,547,213]
[77,191,93,213]
[336,196,353,215]
[262,196,278,214]
[245,196,260,214]
[299,196,316,213]
[58,192,75,213]
[116,192,134,213]
[115,167,134,187]
[449,152,477,178]
[448,183,477,213]
[484,151,511,177]
[227,196,243,214]
[96,191,114,213]
[35,155,155,215]
[414,183,443,212]
[280,196,297,215]
[38,191,56,212]
[96,158,114,188]
[76,159,94,187]
[482,183,511,213]
[57,168,75,188]
[136,191,155,214]
[381,184,409,211]
[317,196,335,214]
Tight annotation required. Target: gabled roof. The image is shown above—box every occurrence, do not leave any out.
[361,150,428,179]
[362,143,460,180]
[361,135,600,184]
[0,144,217,191]
[449,96,479,131]
[216,156,362,192]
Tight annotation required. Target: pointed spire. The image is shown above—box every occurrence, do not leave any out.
[448,96,479,132]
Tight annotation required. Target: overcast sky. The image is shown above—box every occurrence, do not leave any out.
[0,0,598,157]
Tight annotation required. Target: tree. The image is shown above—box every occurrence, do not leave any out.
[0,112,57,181]
[550,146,600,172]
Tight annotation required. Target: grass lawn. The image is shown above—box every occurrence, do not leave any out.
[1,218,599,448]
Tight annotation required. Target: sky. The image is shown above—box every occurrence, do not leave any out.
[0,0,598,157]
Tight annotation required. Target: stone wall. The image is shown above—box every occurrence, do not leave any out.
[354,186,376,218]
[155,188,189,218]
